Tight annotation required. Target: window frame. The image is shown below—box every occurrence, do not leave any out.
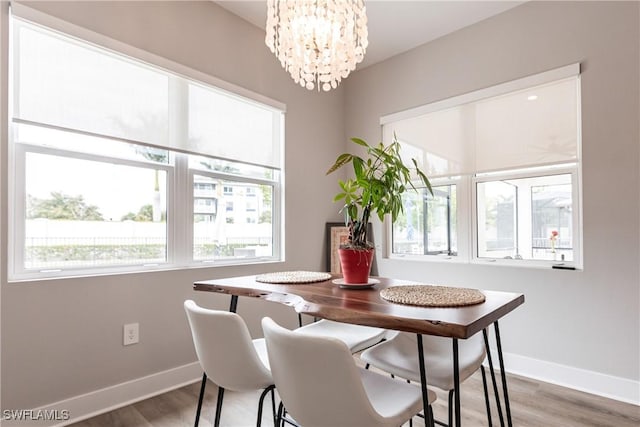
[11,139,283,279]
[388,176,471,263]
[471,165,581,268]
[11,141,175,278]
[189,167,281,267]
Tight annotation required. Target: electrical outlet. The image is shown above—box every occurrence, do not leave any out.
[123,323,139,346]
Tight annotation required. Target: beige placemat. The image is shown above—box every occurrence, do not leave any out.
[255,271,332,284]
[380,285,485,307]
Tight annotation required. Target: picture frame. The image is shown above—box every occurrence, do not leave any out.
[325,222,377,275]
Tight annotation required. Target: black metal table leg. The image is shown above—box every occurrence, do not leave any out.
[229,295,238,313]
[480,365,493,427]
[494,321,513,427]
[416,334,434,427]
[453,338,461,427]
[483,328,505,427]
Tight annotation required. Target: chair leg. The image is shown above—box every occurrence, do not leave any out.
[270,386,277,427]
[448,389,454,427]
[257,385,275,427]
[429,406,436,427]
[214,386,225,427]
[481,365,493,426]
[276,401,284,427]
[194,373,207,427]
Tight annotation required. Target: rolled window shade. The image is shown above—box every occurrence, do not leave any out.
[13,19,283,169]
[188,83,282,169]
[475,78,578,172]
[15,22,170,147]
[383,105,474,178]
[382,67,579,178]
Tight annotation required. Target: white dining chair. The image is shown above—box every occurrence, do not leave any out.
[262,316,436,427]
[184,300,276,427]
[296,318,387,353]
[361,331,491,427]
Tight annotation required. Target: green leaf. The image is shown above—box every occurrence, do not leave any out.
[351,137,368,147]
[326,153,353,175]
[352,156,364,179]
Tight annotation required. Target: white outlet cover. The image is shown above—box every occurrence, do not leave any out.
[123,323,139,346]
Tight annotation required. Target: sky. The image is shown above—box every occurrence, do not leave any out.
[26,152,166,221]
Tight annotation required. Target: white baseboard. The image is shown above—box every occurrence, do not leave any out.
[3,362,202,427]
[502,352,639,406]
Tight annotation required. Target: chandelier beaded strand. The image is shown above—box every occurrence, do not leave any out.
[265,0,368,92]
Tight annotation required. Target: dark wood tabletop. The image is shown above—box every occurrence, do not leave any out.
[193,275,524,339]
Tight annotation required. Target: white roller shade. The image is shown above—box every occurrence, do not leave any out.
[15,22,170,147]
[475,78,578,172]
[382,64,580,177]
[13,18,283,169]
[383,105,474,178]
[188,83,282,169]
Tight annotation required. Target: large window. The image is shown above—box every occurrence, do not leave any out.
[384,64,581,268]
[9,17,284,279]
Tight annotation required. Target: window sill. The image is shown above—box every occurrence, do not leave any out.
[8,258,284,283]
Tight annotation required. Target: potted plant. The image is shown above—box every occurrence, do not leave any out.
[326,135,432,284]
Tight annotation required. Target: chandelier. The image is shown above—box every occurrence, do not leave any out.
[265,0,368,92]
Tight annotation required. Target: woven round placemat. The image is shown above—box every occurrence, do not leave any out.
[255,271,332,284]
[380,285,485,307]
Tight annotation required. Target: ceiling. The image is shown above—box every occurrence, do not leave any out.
[215,0,526,68]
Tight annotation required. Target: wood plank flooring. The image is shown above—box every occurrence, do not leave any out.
[70,368,639,427]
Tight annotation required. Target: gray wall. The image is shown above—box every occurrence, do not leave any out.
[1,1,346,409]
[345,0,639,383]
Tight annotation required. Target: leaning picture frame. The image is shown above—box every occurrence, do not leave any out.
[325,222,377,275]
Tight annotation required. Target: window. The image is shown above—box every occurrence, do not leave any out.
[21,140,169,270]
[383,64,581,268]
[9,17,284,279]
[476,172,574,261]
[193,176,274,261]
[393,183,457,256]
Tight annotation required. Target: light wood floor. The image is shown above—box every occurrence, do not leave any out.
[70,367,639,427]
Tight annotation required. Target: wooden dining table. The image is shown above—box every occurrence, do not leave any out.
[194,274,525,427]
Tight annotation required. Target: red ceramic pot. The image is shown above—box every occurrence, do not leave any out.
[338,247,374,284]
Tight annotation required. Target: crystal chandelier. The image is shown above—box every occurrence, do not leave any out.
[265,0,368,92]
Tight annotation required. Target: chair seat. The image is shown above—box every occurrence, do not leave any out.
[359,368,435,425]
[252,338,270,371]
[361,332,485,391]
[296,319,386,353]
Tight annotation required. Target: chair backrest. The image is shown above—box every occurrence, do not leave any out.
[262,317,387,427]
[395,331,486,389]
[184,300,272,391]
